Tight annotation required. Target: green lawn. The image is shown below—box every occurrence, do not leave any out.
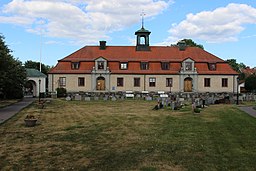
[0,99,20,108]
[0,99,256,170]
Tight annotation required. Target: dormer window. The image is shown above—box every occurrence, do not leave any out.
[120,62,128,70]
[185,62,192,71]
[95,57,107,71]
[141,62,149,70]
[97,61,105,70]
[161,62,170,70]
[71,62,80,70]
[181,58,195,73]
[209,63,216,71]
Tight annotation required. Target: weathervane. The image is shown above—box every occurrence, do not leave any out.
[140,10,146,28]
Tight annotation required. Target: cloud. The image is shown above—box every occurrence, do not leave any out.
[0,0,171,45]
[242,34,256,39]
[166,3,256,44]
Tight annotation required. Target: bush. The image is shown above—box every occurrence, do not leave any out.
[245,75,256,92]
[56,88,67,98]
[194,108,201,113]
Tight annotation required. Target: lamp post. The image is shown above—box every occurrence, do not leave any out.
[39,79,41,102]
[236,77,239,105]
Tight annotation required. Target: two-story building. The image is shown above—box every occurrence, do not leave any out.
[48,26,238,94]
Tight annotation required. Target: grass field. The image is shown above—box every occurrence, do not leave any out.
[0,99,256,170]
[0,99,20,108]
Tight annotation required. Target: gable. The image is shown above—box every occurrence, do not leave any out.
[183,58,194,63]
[95,56,107,62]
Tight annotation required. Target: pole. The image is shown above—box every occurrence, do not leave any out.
[236,77,239,105]
[39,79,41,102]
[39,29,42,72]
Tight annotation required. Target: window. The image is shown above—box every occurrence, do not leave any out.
[166,78,173,87]
[161,62,170,70]
[209,63,216,71]
[141,62,149,70]
[134,78,140,87]
[78,77,85,86]
[140,36,146,45]
[120,62,128,70]
[149,77,156,87]
[59,77,66,87]
[117,77,123,87]
[204,78,211,87]
[222,78,228,87]
[185,62,192,71]
[97,61,105,70]
[71,62,79,69]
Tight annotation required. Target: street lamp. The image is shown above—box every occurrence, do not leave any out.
[236,77,239,105]
[39,79,41,102]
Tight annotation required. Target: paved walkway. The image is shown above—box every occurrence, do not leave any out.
[0,98,35,124]
[239,106,256,118]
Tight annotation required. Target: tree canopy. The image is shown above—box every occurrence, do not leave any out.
[0,34,26,99]
[245,74,256,92]
[226,59,246,73]
[24,60,52,75]
[177,39,204,49]
[226,59,247,80]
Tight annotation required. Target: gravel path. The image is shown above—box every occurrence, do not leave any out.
[239,106,256,118]
[0,98,34,124]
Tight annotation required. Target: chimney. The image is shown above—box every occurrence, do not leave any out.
[177,41,186,51]
[99,41,106,50]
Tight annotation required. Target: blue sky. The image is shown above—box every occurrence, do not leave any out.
[0,0,255,67]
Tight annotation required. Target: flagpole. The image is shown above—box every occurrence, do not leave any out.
[40,28,42,72]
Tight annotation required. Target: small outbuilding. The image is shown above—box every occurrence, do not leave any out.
[25,68,46,97]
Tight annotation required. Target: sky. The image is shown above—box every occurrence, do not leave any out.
[0,0,255,67]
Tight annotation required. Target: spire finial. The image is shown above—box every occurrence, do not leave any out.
[140,10,146,28]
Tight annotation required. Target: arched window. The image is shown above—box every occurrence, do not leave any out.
[140,36,145,45]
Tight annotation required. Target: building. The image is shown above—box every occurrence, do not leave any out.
[48,26,238,94]
[25,68,46,97]
[241,67,256,77]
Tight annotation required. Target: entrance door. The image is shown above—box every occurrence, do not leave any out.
[97,77,105,90]
[184,77,192,92]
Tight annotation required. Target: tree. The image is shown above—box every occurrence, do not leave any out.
[226,59,246,73]
[24,60,52,75]
[0,34,26,99]
[245,74,256,92]
[179,39,204,49]
[226,59,240,72]
[226,59,246,80]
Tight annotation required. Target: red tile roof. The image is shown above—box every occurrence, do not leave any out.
[241,67,256,75]
[49,45,238,75]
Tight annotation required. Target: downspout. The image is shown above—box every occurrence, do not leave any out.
[144,75,146,91]
[233,75,235,93]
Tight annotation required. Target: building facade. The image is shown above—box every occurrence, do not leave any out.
[25,68,46,97]
[48,27,238,94]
